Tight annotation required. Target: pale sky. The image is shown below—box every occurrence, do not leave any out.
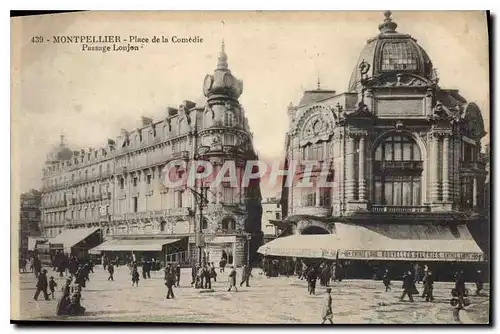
[11,11,490,196]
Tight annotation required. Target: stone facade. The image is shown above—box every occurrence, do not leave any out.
[19,189,42,255]
[40,43,262,267]
[280,12,488,240]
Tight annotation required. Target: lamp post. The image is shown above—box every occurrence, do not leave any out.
[246,232,252,266]
[188,187,208,265]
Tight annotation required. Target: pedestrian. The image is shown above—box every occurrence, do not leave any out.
[455,270,466,308]
[400,271,415,302]
[48,276,58,299]
[227,266,238,292]
[240,263,252,287]
[196,264,204,289]
[220,257,226,273]
[210,262,217,282]
[423,271,434,302]
[175,263,181,287]
[107,262,114,281]
[190,263,197,286]
[307,267,318,295]
[475,269,484,296]
[321,288,334,324]
[56,278,73,315]
[34,268,49,301]
[164,268,175,299]
[65,292,86,316]
[203,263,212,289]
[132,267,140,287]
[383,268,391,292]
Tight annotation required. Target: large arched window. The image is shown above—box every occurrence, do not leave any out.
[373,134,423,206]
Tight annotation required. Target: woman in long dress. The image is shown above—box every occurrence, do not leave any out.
[321,288,333,324]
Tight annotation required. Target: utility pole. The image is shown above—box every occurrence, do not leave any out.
[188,187,208,265]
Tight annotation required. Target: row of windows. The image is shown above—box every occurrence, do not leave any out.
[301,188,332,207]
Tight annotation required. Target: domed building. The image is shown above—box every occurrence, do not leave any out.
[270,11,488,279]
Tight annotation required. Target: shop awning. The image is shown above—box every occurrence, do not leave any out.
[89,238,180,253]
[28,236,47,251]
[257,234,341,258]
[50,227,100,250]
[335,223,484,262]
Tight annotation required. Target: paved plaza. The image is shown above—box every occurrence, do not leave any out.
[15,266,489,324]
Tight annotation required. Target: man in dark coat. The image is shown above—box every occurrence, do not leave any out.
[227,266,238,292]
[400,271,415,302]
[165,268,175,299]
[382,268,391,292]
[307,267,318,295]
[423,271,434,302]
[219,257,226,273]
[455,270,466,308]
[240,264,252,287]
[203,264,212,289]
[107,263,114,281]
[175,263,181,287]
[34,269,49,301]
[475,269,484,295]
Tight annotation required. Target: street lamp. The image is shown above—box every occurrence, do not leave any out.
[188,186,209,265]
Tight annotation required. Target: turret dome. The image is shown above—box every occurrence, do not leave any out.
[203,40,243,100]
[348,11,434,92]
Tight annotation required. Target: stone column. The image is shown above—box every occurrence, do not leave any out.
[442,135,450,202]
[429,133,441,202]
[315,183,321,207]
[346,135,356,201]
[358,135,366,201]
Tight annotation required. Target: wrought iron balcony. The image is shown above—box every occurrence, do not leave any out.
[374,160,423,171]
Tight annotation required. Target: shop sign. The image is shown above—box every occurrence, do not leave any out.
[338,249,483,261]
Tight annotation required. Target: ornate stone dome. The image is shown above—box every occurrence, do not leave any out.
[46,135,73,162]
[348,11,434,92]
[203,41,243,100]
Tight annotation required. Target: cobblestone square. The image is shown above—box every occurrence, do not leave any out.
[15,266,490,324]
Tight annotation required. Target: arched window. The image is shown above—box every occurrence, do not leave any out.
[373,134,423,206]
[202,218,208,230]
[160,221,167,232]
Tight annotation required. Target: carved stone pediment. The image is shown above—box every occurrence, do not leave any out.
[371,73,432,88]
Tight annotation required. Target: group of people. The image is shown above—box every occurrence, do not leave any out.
[30,253,90,317]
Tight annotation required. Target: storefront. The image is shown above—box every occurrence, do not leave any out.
[89,236,189,266]
[49,227,102,258]
[258,222,484,280]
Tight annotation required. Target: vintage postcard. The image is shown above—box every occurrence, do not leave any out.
[11,11,490,324]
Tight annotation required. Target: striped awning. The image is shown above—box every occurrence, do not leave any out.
[89,238,180,253]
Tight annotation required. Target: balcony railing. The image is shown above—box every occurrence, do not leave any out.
[371,205,431,213]
[374,161,423,171]
[294,206,332,217]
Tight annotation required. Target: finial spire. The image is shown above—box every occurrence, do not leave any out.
[317,75,321,90]
[60,132,65,146]
[217,39,229,71]
[378,10,398,34]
